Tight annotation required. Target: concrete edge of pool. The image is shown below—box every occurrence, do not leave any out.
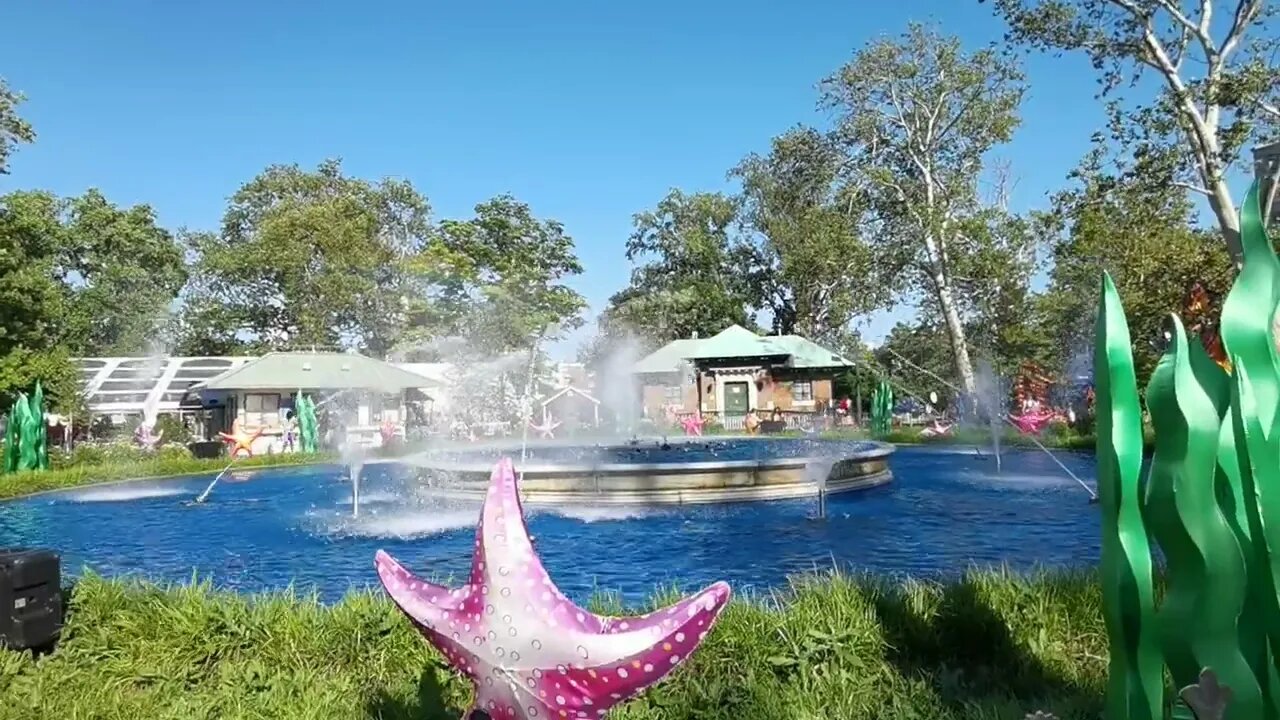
[411,440,895,505]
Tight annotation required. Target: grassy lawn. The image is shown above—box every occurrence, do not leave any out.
[0,451,338,501]
[0,569,1111,720]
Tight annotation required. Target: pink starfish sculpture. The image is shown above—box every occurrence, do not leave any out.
[679,414,704,437]
[528,415,561,439]
[1008,410,1061,435]
[375,458,731,720]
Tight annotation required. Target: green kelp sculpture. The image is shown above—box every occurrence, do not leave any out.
[29,381,48,471]
[870,380,893,435]
[295,392,319,453]
[2,403,18,473]
[1097,181,1280,720]
[1144,317,1259,714]
[1,386,49,474]
[1095,274,1163,720]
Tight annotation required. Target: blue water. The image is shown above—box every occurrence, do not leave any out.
[0,445,1100,604]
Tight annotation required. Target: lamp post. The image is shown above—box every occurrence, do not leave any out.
[1256,140,1280,226]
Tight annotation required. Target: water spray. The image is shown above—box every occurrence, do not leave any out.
[518,327,551,470]
[193,457,238,504]
[881,347,1097,501]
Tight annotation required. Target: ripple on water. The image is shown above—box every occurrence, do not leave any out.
[306,507,477,540]
[62,486,188,503]
[542,506,664,523]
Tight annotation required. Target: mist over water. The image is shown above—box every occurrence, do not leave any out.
[972,360,1005,472]
[67,485,187,502]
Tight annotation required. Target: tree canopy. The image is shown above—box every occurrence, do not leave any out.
[986,0,1278,262]
[0,77,34,176]
[599,189,760,347]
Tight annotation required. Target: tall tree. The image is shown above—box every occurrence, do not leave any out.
[820,24,1029,394]
[180,159,431,356]
[59,190,187,355]
[403,195,586,356]
[0,78,35,175]
[987,0,1279,262]
[0,193,81,411]
[0,189,186,356]
[604,189,759,346]
[731,126,883,348]
[1039,145,1235,381]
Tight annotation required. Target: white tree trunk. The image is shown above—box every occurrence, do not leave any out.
[933,269,977,395]
[1208,177,1243,261]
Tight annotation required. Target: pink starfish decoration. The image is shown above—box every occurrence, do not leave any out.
[375,458,731,720]
[1008,410,1061,435]
[679,414,704,437]
[529,416,561,439]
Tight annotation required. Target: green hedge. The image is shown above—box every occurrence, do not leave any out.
[0,569,1108,719]
[0,449,337,500]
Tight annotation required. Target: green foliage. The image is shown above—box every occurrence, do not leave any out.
[0,569,1110,719]
[987,0,1278,261]
[0,188,187,356]
[179,159,433,356]
[600,189,759,347]
[405,195,587,355]
[0,76,35,175]
[731,127,883,348]
[819,23,1031,393]
[0,450,336,500]
[1039,147,1235,382]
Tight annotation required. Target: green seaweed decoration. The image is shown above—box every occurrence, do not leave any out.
[1095,273,1164,720]
[2,398,19,473]
[2,391,44,472]
[1097,180,1280,719]
[1144,316,1259,714]
[29,381,48,470]
[870,380,893,435]
[295,392,319,453]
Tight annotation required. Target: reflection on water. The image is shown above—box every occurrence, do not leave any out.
[0,447,1100,604]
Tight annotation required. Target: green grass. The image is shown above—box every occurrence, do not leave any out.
[0,450,338,501]
[0,569,1111,720]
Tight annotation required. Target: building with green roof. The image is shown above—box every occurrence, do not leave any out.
[188,351,437,453]
[632,325,853,420]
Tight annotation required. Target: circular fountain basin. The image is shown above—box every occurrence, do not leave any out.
[409,436,894,505]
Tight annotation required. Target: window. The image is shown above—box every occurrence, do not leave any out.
[244,393,280,428]
[245,394,279,413]
[663,385,683,405]
[792,381,814,403]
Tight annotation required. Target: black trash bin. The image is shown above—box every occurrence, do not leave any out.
[0,548,63,652]
[188,441,225,459]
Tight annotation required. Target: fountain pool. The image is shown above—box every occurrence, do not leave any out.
[0,444,1100,604]
[411,437,894,504]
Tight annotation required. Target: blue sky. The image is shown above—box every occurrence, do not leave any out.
[2,0,1107,359]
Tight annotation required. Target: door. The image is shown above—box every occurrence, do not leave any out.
[724,382,750,414]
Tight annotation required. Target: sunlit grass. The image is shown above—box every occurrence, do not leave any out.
[0,451,337,500]
[1,569,1110,719]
